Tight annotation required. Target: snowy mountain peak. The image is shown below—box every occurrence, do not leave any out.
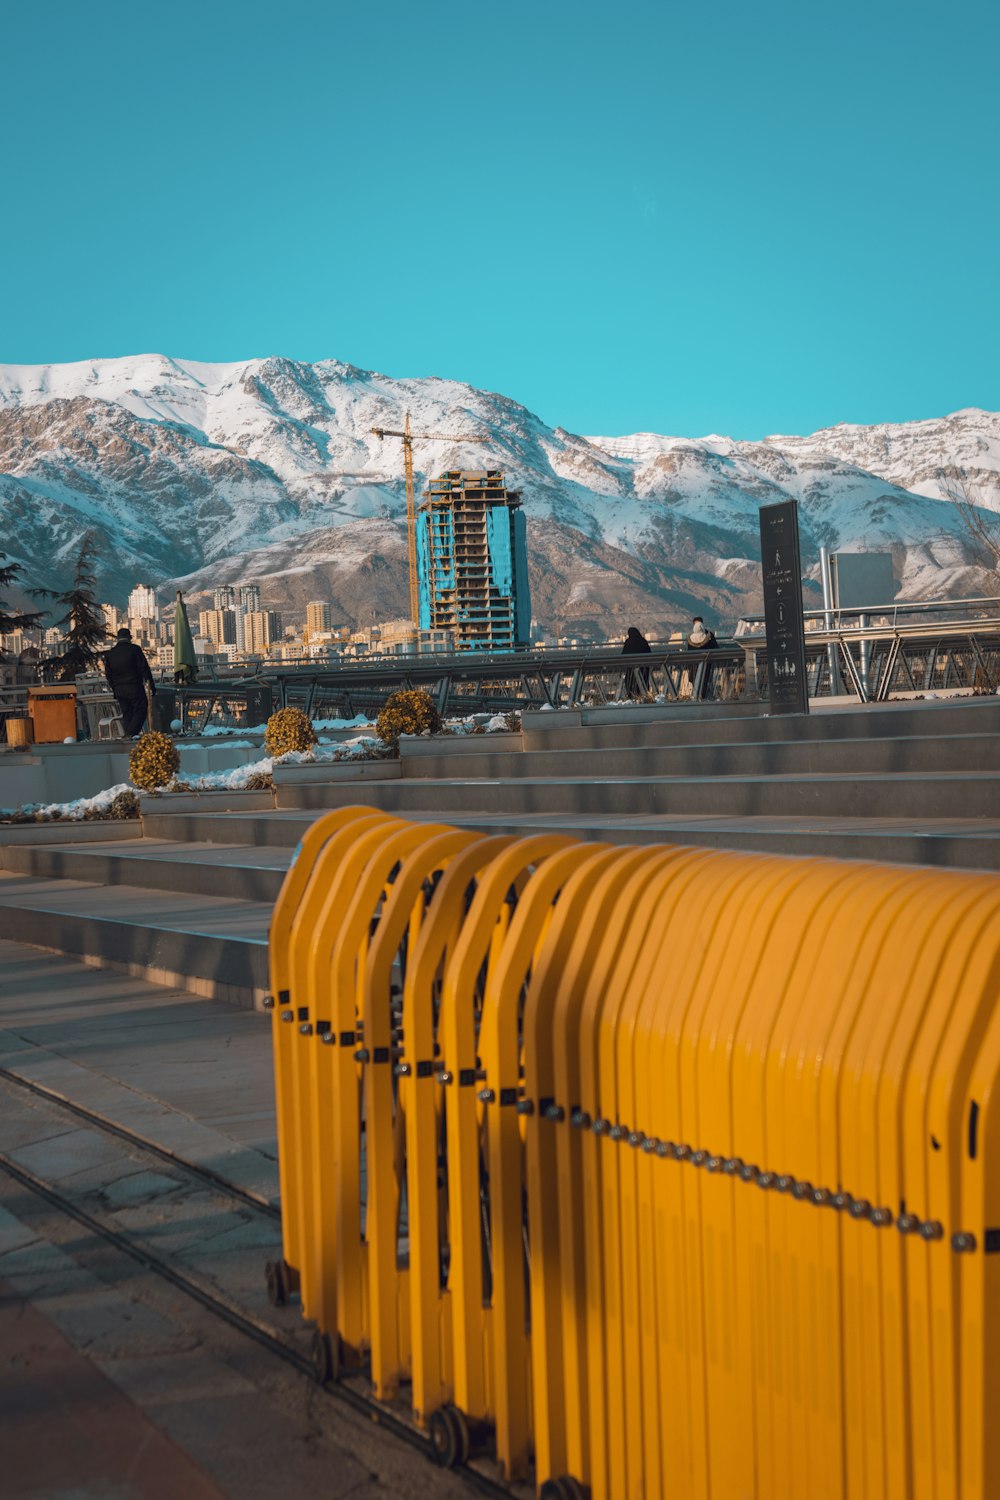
[0,354,997,635]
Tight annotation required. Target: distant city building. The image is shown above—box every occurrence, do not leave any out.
[213,586,237,610]
[374,617,455,656]
[245,609,283,653]
[239,583,262,615]
[306,601,333,636]
[198,608,238,647]
[1,628,37,658]
[100,603,121,637]
[415,470,530,653]
[127,584,158,621]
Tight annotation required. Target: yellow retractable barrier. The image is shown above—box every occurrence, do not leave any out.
[291,811,402,1322]
[399,835,518,1427]
[321,818,453,1356]
[265,806,386,1306]
[266,811,1000,1500]
[959,922,1000,1500]
[438,834,574,1470]
[359,823,481,1396]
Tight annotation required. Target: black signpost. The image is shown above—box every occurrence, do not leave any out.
[759,499,809,715]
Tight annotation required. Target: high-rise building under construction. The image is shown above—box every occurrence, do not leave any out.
[415,470,530,653]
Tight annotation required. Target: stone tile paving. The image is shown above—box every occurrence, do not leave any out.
[1,1272,230,1500]
[0,941,278,1201]
[0,944,472,1498]
[0,1200,466,1499]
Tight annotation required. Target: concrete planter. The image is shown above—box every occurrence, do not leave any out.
[400,732,523,759]
[0,738,272,816]
[272,760,400,785]
[521,702,763,734]
[139,789,275,816]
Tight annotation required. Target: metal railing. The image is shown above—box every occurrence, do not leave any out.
[6,594,1000,738]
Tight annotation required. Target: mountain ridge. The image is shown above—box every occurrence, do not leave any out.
[1,354,996,638]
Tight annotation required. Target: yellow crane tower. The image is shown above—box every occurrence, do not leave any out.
[370,411,486,626]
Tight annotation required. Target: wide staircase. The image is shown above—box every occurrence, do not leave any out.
[0,695,997,1007]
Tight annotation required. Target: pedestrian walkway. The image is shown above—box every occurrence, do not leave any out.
[0,941,470,1500]
[1,1280,229,1500]
[0,941,278,1198]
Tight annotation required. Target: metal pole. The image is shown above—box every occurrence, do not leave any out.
[819,546,839,696]
[859,613,870,698]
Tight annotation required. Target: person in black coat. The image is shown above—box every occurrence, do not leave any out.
[621,624,652,697]
[104,628,156,737]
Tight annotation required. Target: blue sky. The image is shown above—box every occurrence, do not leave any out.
[2,0,997,437]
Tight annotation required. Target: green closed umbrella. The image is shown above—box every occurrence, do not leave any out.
[173,590,198,685]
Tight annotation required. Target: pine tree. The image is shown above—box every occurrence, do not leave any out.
[39,534,108,680]
[0,551,45,640]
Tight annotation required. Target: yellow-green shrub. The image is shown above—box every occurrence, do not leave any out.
[129,731,180,791]
[375,689,441,749]
[265,706,317,758]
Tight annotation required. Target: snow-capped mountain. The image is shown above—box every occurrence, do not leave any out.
[762,409,1000,507]
[0,353,996,638]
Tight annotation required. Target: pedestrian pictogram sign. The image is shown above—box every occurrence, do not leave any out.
[759,498,809,714]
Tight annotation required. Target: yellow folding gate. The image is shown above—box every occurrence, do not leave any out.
[264,806,1000,1500]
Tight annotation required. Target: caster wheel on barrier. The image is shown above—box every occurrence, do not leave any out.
[265,1259,289,1308]
[311,1329,340,1386]
[428,1404,470,1469]
[540,1478,589,1500]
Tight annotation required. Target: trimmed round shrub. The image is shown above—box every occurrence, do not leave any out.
[129,731,181,791]
[265,706,317,758]
[376,688,441,749]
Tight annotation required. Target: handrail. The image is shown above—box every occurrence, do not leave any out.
[738,619,1000,647]
[737,594,1000,631]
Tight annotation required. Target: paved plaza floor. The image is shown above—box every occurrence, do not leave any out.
[0,941,470,1500]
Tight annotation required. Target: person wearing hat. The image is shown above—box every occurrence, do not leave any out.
[686,616,719,701]
[104,627,156,738]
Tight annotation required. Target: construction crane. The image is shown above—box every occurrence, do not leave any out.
[371,411,487,625]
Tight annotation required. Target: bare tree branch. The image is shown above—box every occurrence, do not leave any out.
[938,466,1000,585]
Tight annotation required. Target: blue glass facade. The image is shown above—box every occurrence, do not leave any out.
[415,470,530,653]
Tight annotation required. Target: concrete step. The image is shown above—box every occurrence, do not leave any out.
[377,810,1000,869]
[126,805,1000,871]
[400,732,997,782]
[141,808,317,847]
[272,770,1000,821]
[0,871,271,1005]
[520,697,1000,751]
[0,838,292,904]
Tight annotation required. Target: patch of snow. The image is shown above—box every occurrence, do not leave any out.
[167,734,384,790]
[312,715,373,730]
[1,782,133,822]
[440,712,513,736]
[196,723,268,737]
